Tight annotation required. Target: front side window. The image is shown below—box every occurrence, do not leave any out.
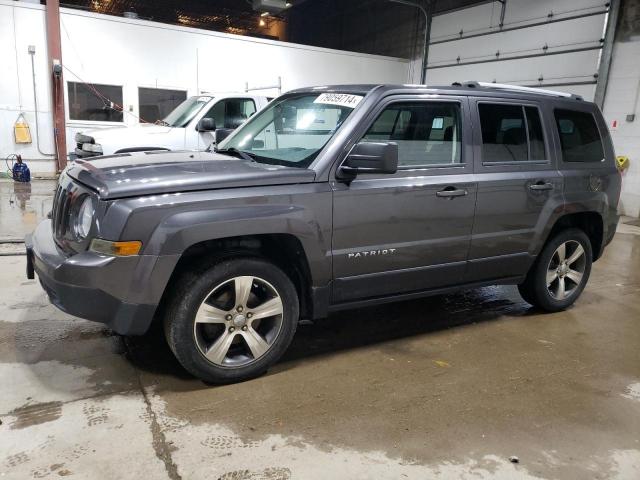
[204,98,257,129]
[67,82,123,122]
[218,92,362,168]
[479,103,547,163]
[554,109,604,163]
[363,102,462,167]
[162,96,212,127]
[138,87,187,123]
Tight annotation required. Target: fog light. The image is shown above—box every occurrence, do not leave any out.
[90,239,142,256]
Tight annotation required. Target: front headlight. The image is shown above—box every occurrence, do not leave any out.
[82,142,103,154]
[75,196,94,239]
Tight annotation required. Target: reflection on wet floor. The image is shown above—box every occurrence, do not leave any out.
[0,179,56,240]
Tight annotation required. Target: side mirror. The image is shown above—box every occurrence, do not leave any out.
[339,141,398,178]
[196,118,216,132]
[214,128,234,144]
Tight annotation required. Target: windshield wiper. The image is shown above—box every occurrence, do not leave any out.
[215,147,256,162]
[155,120,170,127]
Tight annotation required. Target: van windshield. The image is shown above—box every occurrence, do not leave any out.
[216,92,364,168]
[162,96,213,127]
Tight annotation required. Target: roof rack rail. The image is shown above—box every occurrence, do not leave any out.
[454,81,583,101]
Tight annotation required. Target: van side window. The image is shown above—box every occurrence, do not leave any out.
[554,109,604,163]
[363,102,462,167]
[479,103,549,163]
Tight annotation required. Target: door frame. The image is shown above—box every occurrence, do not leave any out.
[329,94,475,181]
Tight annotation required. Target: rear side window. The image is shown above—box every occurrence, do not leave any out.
[363,102,462,167]
[554,109,604,163]
[479,103,547,163]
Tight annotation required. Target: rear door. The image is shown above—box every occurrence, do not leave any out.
[331,95,477,303]
[466,98,564,282]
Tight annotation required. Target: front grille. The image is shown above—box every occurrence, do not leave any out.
[51,182,72,239]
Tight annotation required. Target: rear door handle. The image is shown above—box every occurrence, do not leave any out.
[529,182,554,191]
[436,187,468,198]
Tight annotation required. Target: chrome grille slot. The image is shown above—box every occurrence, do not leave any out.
[51,175,77,242]
[53,185,72,239]
[51,185,63,235]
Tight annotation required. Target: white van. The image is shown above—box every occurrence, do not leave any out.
[73,93,270,158]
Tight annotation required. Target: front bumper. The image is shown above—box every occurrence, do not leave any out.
[26,220,158,335]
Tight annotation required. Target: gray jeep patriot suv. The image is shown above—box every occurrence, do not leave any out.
[26,82,621,383]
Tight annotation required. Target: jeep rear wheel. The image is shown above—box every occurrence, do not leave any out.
[518,228,592,312]
[164,258,299,384]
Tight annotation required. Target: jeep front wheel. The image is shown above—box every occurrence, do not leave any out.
[164,258,299,384]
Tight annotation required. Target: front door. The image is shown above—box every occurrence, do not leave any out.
[331,96,477,303]
[466,98,564,282]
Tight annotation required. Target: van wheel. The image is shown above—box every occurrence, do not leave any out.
[518,228,592,312]
[164,258,299,384]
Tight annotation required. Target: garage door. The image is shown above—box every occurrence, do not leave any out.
[425,0,610,100]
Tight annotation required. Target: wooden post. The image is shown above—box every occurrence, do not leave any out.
[45,0,67,171]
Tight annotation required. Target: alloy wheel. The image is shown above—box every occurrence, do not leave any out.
[193,276,284,367]
[546,240,587,300]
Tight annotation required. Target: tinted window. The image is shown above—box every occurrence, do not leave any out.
[138,88,187,123]
[363,102,462,167]
[554,109,604,162]
[525,106,546,160]
[203,98,257,129]
[67,82,123,122]
[479,104,548,162]
[479,104,527,162]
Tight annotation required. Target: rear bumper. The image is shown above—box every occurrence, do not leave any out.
[26,221,158,335]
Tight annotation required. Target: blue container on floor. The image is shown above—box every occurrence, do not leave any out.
[12,158,31,182]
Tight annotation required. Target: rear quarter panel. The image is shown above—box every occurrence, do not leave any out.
[551,100,621,255]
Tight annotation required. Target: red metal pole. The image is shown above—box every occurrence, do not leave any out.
[45,0,67,171]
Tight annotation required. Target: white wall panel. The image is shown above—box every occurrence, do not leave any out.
[429,15,606,65]
[502,0,606,25]
[427,50,602,86]
[602,39,640,217]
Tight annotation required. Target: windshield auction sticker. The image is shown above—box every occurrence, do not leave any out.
[314,93,363,109]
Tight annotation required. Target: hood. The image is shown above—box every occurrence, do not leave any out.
[65,151,316,200]
[83,124,175,145]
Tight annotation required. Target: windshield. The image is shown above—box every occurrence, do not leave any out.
[217,92,364,168]
[162,96,212,127]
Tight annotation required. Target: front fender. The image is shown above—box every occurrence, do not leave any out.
[117,184,333,287]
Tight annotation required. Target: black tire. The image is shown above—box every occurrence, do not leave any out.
[518,228,592,312]
[164,258,299,384]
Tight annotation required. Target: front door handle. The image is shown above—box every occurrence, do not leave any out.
[436,187,468,198]
[529,182,554,191]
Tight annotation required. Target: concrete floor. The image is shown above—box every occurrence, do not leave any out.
[1,179,639,479]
